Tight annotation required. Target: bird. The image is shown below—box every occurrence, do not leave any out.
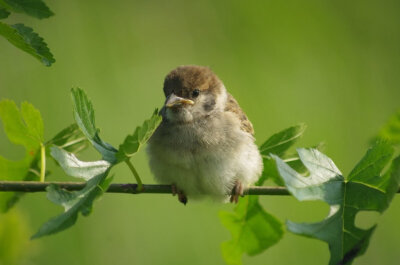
[146,65,263,204]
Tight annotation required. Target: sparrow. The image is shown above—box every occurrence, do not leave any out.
[146,65,263,204]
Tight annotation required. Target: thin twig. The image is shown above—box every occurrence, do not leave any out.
[0,181,290,195]
[0,181,398,195]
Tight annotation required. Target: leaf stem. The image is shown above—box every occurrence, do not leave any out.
[40,143,46,182]
[125,160,143,191]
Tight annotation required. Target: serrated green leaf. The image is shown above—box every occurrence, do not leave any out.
[0,7,10,19]
[374,109,400,145]
[116,109,162,162]
[0,99,44,212]
[20,101,44,142]
[71,88,117,163]
[219,196,283,265]
[47,123,89,153]
[0,0,53,19]
[0,22,55,66]
[32,147,112,238]
[259,123,306,157]
[0,100,43,149]
[273,141,400,265]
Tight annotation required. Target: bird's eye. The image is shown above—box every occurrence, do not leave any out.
[192,89,200,98]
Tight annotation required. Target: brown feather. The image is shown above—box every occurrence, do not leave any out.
[163,65,222,98]
[163,65,254,135]
[224,93,254,135]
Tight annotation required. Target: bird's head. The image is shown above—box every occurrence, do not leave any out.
[162,65,227,123]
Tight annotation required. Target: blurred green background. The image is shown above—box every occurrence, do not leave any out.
[1,0,400,264]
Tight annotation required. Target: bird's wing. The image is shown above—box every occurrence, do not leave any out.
[224,93,254,135]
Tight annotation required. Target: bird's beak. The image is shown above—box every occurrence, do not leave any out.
[166,94,194,108]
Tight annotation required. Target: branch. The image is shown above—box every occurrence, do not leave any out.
[0,181,290,195]
[0,181,399,195]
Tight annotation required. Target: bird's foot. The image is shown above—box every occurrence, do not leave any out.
[171,184,187,205]
[230,181,244,204]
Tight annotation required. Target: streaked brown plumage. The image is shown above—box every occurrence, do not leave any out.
[225,94,254,135]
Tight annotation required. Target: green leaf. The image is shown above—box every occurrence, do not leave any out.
[257,124,307,185]
[0,116,89,211]
[273,141,400,265]
[50,147,110,181]
[0,100,43,149]
[0,100,44,212]
[0,22,55,66]
[374,109,400,145]
[3,124,90,210]
[71,88,117,163]
[116,109,162,162]
[32,147,112,238]
[20,101,44,143]
[259,123,306,157]
[219,196,283,265]
[0,0,53,19]
[0,7,10,19]
[284,142,325,175]
[47,123,89,153]
[259,142,324,186]
[34,88,124,237]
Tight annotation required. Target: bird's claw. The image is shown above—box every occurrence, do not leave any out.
[171,184,188,205]
[171,184,177,196]
[178,193,187,205]
[230,181,244,204]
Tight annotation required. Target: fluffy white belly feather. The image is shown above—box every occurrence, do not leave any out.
[146,118,263,201]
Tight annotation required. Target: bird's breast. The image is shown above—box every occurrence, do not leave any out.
[146,116,262,199]
[149,116,247,169]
